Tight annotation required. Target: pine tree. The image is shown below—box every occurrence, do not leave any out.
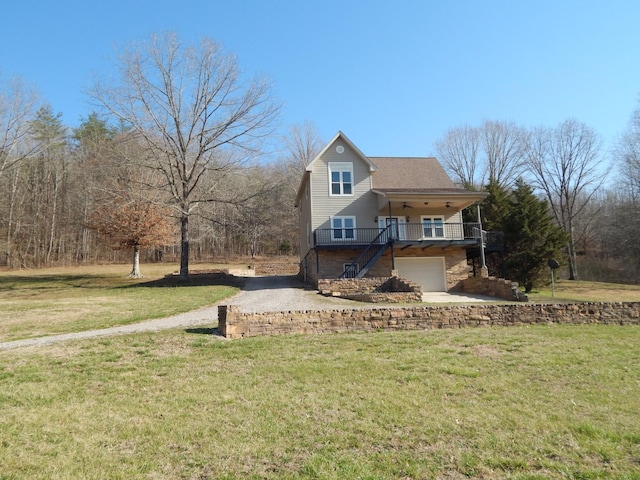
[502,178,568,291]
[480,179,511,231]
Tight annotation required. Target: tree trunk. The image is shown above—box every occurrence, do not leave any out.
[46,169,59,265]
[5,170,19,268]
[129,244,142,278]
[567,221,579,280]
[179,213,189,280]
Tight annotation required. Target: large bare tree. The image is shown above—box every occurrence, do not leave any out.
[525,119,605,280]
[91,33,280,279]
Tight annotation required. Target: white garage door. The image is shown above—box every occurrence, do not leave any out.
[396,257,447,292]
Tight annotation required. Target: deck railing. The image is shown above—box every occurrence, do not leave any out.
[314,222,483,246]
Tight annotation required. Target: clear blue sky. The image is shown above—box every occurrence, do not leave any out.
[2,0,640,158]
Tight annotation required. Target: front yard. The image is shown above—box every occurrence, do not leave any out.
[1,325,638,479]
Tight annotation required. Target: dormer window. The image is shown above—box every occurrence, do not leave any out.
[328,162,353,196]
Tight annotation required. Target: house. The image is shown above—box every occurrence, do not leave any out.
[294,131,489,293]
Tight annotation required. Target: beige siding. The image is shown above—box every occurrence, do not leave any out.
[392,209,462,222]
[309,141,379,232]
[297,177,313,258]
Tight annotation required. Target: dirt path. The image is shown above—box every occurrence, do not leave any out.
[0,276,359,351]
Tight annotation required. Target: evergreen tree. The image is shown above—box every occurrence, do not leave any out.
[480,179,511,231]
[502,178,568,292]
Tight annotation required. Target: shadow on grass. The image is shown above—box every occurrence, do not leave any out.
[240,275,308,291]
[121,270,246,289]
[0,274,108,290]
[185,327,223,337]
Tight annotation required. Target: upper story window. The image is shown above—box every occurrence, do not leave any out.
[328,162,353,196]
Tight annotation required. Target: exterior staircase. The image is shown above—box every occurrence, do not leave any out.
[340,225,394,278]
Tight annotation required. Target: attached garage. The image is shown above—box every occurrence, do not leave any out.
[395,257,447,292]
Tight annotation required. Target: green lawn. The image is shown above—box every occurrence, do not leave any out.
[1,266,639,478]
[1,325,639,479]
[0,264,240,342]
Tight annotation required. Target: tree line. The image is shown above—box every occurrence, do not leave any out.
[0,34,317,277]
[436,115,640,287]
[0,101,307,274]
[2,32,640,286]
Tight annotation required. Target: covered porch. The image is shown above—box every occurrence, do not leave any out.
[313,222,484,248]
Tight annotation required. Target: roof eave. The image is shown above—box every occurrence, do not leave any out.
[372,189,489,200]
[305,131,378,173]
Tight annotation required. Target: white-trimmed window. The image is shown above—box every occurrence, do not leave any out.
[331,216,356,241]
[421,216,445,238]
[328,162,353,196]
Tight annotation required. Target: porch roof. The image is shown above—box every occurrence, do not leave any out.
[371,188,488,210]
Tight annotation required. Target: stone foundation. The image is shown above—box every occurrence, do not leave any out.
[299,247,471,291]
[218,302,640,339]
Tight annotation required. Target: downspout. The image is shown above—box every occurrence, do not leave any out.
[476,203,487,276]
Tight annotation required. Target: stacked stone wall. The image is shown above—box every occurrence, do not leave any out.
[253,258,300,276]
[317,275,422,303]
[461,276,528,302]
[218,302,640,339]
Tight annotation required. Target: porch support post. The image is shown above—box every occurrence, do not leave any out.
[476,203,488,276]
[391,242,395,270]
[315,249,319,274]
[388,200,395,270]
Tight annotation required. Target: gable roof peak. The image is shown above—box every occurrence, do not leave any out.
[305,131,377,173]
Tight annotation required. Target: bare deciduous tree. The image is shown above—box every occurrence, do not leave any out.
[283,122,323,174]
[435,124,481,188]
[91,32,280,279]
[481,120,526,186]
[616,103,640,200]
[0,74,39,177]
[525,119,605,280]
[435,120,526,189]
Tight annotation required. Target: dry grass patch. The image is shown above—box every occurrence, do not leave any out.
[529,279,640,303]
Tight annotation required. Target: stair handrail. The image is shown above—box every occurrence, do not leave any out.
[340,225,394,278]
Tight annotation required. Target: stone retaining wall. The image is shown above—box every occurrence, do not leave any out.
[253,259,300,276]
[316,275,422,303]
[218,302,640,339]
[460,276,528,302]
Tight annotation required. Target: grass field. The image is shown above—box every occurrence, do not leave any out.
[528,279,640,303]
[0,264,240,342]
[1,266,639,478]
[0,325,638,479]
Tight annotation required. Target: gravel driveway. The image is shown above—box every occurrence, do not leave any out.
[0,275,360,351]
